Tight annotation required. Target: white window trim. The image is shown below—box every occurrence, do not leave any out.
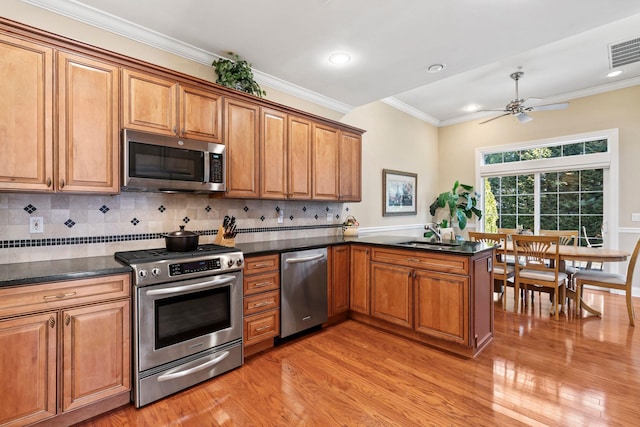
[475,129,620,272]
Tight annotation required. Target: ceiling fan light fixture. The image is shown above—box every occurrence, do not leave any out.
[606,70,623,78]
[328,52,351,64]
[517,112,533,123]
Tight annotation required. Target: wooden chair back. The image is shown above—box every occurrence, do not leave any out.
[468,232,513,307]
[574,238,640,325]
[539,229,578,246]
[498,228,518,240]
[512,234,566,319]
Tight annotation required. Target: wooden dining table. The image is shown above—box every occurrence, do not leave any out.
[504,241,630,316]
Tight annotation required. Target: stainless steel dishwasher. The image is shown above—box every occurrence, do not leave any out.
[280,247,328,338]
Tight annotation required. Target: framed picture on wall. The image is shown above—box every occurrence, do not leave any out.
[382,169,417,216]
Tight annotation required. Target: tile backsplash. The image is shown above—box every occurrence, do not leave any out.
[0,193,352,264]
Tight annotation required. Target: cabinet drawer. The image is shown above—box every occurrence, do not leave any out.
[244,290,280,316]
[243,271,280,296]
[244,309,280,344]
[0,274,131,319]
[244,254,279,275]
[371,247,468,275]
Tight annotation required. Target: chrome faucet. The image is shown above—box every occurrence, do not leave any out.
[425,223,442,243]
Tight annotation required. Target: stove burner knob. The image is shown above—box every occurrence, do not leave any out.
[227,259,235,268]
[138,269,148,278]
[236,259,243,267]
[151,268,161,276]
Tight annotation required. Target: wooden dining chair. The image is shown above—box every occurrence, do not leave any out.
[539,229,580,286]
[581,226,604,270]
[512,235,568,319]
[573,238,640,326]
[468,232,514,307]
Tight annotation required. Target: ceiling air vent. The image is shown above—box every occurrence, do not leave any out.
[609,37,640,68]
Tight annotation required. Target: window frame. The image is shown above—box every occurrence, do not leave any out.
[475,129,619,267]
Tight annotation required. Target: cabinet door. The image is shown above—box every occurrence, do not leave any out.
[330,245,350,316]
[0,34,54,191]
[312,123,339,200]
[57,52,120,193]
[0,312,57,426]
[349,245,370,314]
[122,69,177,135]
[371,263,413,328]
[62,300,130,412]
[339,131,362,201]
[224,98,260,198]
[288,116,312,199]
[179,85,222,142]
[414,271,469,345]
[260,107,288,199]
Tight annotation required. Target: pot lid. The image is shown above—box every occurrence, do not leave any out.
[165,225,198,237]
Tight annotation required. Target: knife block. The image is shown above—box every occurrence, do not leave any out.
[214,225,235,247]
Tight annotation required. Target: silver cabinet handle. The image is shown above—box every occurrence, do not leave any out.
[157,351,229,382]
[285,253,324,264]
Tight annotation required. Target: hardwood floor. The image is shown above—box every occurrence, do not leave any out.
[77,289,639,426]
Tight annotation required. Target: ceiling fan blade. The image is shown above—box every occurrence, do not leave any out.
[477,109,508,113]
[530,102,569,111]
[479,113,510,125]
[517,112,533,123]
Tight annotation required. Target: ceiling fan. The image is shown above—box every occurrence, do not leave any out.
[479,71,569,124]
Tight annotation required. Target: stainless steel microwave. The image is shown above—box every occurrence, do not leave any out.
[122,129,225,193]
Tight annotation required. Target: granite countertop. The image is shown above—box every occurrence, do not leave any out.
[236,235,493,256]
[0,235,493,288]
[0,256,132,288]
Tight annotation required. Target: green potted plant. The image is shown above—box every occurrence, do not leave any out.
[428,180,482,231]
[211,52,266,97]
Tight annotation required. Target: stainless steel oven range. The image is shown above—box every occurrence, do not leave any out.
[115,244,244,407]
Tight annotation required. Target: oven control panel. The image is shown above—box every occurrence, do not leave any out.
[169,258,222,276]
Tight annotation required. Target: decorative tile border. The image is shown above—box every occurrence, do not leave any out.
[0,224,341,249]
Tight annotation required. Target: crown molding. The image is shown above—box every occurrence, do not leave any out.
[380,97,440,126]
[22,0,354,114]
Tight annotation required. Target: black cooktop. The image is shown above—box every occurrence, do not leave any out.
[115,244,240,265]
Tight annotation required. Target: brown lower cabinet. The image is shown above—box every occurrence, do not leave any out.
[242,254,281,357]
[0,274,131,427]
[351,245,493,358]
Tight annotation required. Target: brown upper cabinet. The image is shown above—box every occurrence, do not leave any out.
[260,108,312,199]
[0,33,54,192]
[58,51,120,193]
[122,69,223,143]
[0,32,119,193]
[312,123,362,201]
[0,18,363,198]
[224,98,260,198]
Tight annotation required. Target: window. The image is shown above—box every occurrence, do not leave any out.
[476,129,618,249]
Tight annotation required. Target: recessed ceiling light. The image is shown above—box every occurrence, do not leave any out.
[329,52,351,64]
[427,64,445,73]
[463,104,480,113]
[606,70,623,77]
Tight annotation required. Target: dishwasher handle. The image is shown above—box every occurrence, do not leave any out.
[284,253,325,264]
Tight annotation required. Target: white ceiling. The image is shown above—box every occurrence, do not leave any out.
[26,0,640,126]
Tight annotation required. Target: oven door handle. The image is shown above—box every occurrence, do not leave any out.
[156,351,230,382]
[146,275,237,296]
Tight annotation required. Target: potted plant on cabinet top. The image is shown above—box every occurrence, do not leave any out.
[428,180,482,232]
[211,52,266,97]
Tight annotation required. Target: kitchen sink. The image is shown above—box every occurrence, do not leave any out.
[397,240,462,248]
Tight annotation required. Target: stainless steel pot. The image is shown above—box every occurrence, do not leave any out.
[163,226,200,252]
